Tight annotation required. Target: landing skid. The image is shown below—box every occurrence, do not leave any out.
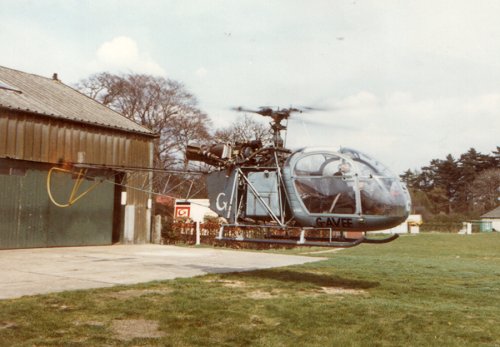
[216,224,398,248]
[345,233,399,244]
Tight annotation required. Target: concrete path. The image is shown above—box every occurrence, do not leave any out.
[0,245,322,299]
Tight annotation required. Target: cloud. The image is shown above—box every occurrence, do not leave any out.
[195,67,208,78]
[96,36,139,66]
[88,36,166,75]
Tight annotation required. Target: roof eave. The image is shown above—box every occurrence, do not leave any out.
[0,104,159,138]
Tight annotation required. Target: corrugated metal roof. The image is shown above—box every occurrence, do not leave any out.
[481,205,500,218]
[0,66,154,136]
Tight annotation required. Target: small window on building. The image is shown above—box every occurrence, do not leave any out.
[0,80,22,93]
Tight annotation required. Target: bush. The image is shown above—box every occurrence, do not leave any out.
[420,222,463,233]
[162,222,297,249]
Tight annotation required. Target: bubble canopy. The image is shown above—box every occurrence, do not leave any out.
[283,147,411,229]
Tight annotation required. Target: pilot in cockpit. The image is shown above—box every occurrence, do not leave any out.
[334,160,352,177]
[329,160,356,213]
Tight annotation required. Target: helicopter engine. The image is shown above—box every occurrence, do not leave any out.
[187,139,286,168]
[186,143,233,167]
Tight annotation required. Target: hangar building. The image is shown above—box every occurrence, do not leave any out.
[0,66,155,249]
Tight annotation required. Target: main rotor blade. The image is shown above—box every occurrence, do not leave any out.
[289,114,355,131]
[232,106,275,117]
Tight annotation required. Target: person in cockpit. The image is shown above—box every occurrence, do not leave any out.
[334,161,352,177]
[329,161,356,213]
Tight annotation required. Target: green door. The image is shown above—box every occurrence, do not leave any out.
[0,163,114,249]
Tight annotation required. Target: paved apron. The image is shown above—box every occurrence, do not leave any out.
[0,244,322,299]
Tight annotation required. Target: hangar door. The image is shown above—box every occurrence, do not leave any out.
[0,161,115,249]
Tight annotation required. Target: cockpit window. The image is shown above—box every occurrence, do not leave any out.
[358,176,408,216]
[340,147,408,216]
[294,154,357,214]
[340,147,392,177]
[294,153,343,176]
[292,150,409,217]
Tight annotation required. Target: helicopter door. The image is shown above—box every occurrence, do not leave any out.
[293,153,359,215]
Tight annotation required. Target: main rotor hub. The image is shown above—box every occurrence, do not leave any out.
[234,106,303,148]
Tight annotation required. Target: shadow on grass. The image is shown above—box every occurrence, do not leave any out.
[222,269,379,290]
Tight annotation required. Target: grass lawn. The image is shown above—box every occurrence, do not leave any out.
[0,233,499,346]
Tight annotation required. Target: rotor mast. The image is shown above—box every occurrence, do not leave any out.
[236,107,301,148]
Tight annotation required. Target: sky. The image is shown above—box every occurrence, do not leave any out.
[1,0,499,174]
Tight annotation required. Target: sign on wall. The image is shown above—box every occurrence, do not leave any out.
[175,203,191,218]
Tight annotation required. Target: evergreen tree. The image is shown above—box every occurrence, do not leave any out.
[402,146,499,216]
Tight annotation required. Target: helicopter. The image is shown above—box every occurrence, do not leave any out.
[186,107,411,247]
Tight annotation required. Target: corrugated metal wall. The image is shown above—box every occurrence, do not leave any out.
[0,110,154,247]
[125,171,153,243]
[0,110,152,167]
[0,161,114,249]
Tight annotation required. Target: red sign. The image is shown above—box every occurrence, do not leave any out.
[175,206,191,218]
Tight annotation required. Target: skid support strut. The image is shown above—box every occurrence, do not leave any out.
[215,224,389,248]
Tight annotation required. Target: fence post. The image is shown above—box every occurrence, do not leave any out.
[196,221,201,245]
[153,215,162,244]
[124,205,135,244]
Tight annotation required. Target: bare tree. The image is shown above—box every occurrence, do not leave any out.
[76,73,212,169]
[214,114,273,145]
